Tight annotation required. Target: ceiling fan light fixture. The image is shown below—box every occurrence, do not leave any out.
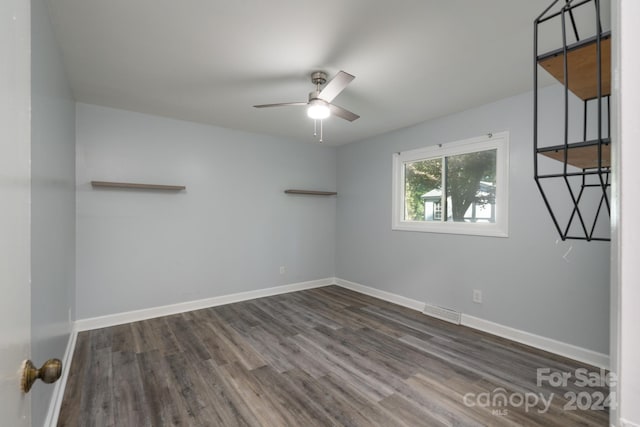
[254,70,358,142]
[307,99,330,120]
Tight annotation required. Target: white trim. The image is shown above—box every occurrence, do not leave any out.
[333,277,426,312]
[333,277,609,369]
[391,131,509,237]
[44,327,77,427]
[460,314,609,370]
[75,278,333,331]
[63,275,609,423]
[620,419,640,427]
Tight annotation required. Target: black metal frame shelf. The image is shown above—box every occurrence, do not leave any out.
[534,0,610,241]
[536,31,610,62]
[537,138,610,169]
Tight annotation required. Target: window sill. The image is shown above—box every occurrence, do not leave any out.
[392,221,509,238]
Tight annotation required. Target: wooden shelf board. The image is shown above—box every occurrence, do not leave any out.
[284,189,337,196]
[538,144,610,169]
[538,35,611,100]
[91,181,186,191]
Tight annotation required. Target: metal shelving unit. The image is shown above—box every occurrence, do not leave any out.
[534,0,610,241]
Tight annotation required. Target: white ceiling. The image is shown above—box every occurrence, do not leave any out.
[46,0,571,145]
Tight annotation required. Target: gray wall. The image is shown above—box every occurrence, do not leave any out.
[76,103,336,319]
[30,0,76,425]
[336,85,610,354]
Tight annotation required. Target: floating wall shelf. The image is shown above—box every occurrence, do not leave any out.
[91,181,186,191]
[284,189,337,196]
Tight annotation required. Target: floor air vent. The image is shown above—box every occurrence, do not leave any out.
[423,303,461,325]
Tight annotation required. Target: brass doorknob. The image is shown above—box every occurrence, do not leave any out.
[20,359,62,393]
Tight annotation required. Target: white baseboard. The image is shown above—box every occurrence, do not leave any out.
[52,277,610,424]
[75,278,333,331]
[71,275,608,376]
[460,314,609,369]
[621,418,640,427]
[44,326,77,427]
[333,277,609,369]
[333,277,426,312]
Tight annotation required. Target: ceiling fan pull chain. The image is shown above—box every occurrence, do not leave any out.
[320,119,323,142]
[313,119,317,137]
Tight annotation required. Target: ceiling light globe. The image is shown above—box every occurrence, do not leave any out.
[307,101,330,120]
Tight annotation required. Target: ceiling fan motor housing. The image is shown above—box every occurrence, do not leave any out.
[310,71,327,86]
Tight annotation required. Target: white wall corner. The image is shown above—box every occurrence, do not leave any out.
[333,277,609,370]
[44,328,78,427]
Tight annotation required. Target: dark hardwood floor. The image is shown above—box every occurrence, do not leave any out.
[58,285,609,426]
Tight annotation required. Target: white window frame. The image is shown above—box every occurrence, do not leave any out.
[392,131,509,237]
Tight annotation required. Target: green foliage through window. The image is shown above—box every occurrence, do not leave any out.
[392,132,509,237]
[404,149,497,223]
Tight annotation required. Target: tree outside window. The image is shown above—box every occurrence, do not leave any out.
[392,132,509,237]
[403,150,497,223]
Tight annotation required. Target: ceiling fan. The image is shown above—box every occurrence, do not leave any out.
[253,70,360,141]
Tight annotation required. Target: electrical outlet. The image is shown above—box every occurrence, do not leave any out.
[279,266,286,275]
[473,289,482,304]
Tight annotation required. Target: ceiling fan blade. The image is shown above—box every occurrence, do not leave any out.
[318,71,355,102]
[329,104,360,122]
[253,102,307,108]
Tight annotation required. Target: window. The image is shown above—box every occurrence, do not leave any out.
[392,132,509,237]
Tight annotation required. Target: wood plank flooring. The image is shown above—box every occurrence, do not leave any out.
[58,286,609,426]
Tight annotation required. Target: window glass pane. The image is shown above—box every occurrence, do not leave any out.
[444,149,497,223]
[392,132,508,236]
[404,158,442,221]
